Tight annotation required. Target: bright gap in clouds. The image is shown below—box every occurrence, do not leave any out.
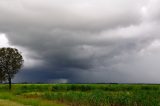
[0,33,9,47]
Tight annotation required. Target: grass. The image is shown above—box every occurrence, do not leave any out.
[0,99,26,106]
[0,84,160,106]
[0,89,66,106]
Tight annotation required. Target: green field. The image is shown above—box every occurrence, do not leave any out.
[0,84,160,106]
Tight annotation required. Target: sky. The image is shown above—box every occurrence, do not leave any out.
[0,0,160,83]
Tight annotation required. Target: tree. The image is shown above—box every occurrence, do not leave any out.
[0,47,24,89]
[0,70,6,83]
[0,69,6,83]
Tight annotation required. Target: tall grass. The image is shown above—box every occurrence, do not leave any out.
[43,90,160,106]
[0,84,160,106]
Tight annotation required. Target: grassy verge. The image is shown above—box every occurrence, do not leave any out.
[0,99,26,106]
[0,91,66,106]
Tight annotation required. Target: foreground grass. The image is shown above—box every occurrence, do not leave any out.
[0,84,160,106]
[0,91,66,106]
[0,99,26,106]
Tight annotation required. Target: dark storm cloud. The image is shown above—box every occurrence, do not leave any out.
[1,0,160,83]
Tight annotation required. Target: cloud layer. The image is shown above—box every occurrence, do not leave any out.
[0,0,160,83]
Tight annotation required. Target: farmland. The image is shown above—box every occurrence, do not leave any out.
[0,84,160,106]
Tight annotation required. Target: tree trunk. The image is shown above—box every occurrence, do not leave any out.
[8,76,11,90]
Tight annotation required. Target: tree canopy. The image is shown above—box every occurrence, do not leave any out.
[0,47,24,89]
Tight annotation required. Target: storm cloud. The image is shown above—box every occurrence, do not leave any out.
[0,0,160,83]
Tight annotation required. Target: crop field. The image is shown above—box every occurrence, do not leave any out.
[0,84,160,106]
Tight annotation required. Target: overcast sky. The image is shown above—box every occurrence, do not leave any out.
[1,0,160,83]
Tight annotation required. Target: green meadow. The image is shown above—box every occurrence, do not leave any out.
[0,84,160,106]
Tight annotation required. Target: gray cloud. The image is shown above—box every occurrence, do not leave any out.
[1,0,160,83]
[0,0,144,30]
